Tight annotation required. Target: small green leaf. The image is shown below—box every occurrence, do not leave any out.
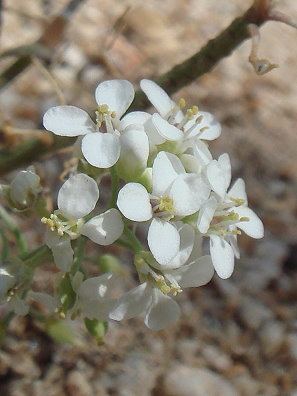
[46,319,76,344]
[98,254,121,273]
[84,318,108,344]
[58,273,76,313]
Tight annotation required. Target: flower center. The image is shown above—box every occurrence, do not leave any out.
[151,195,175,220]
[208,210,249,237]
[135,254,182,296]
[41,213,84,239]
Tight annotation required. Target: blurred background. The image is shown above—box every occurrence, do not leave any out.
[0,0,296,395]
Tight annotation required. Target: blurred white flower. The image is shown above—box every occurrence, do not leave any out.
[110,253,213,330]
[42,173,124,271]
[197,177,264,278]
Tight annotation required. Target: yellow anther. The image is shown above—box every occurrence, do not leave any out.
[158,196,174,213]
[98,104,109,114]
[191,105,199,115]
[230,197,246,207]
[240,216,249,222]
[186,108,194,118]
[199,126,209,133]
[111,111,116,118]
[178,98,186,109]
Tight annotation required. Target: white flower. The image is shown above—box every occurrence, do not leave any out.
[43,80,149,171]
[71,272,116,320]
[140,79,221,164]
[5,167,41,210]
[42,173,124,271]
[117,151,210,266]
[197,177,264,279]
[109,253,214,331]
[204,153,231,199]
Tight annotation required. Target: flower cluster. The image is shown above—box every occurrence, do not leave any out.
[1,79,264,332]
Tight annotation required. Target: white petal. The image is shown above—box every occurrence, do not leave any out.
[95,80,134,118]
[168,223,195,269]
[172,255,214,288]
[228,178,247,205]
[179,154,201,173]
[117,183,152,221]
[45,230,73,272]
[81,209,124,245]
[187,232,203,262]
[206,160,228,198]
[185,111,221,140]
[170,174,210,216]
[210,235,234,279]
[82,132,121,169]
[145,288,180,330]
[58,173,99,220]
[29,292,58,313]
[51,239,74,272]
[144,117,166,147]
[227,232,240,259]
[10,169,40,207]
[120,111,151,130]
[43,105,95,136]
[117,128,149,180]
[140,79,175,118]
[152,151,185,196]
[218,153,231,190]
[197,195,218,233]
[152,113,183,141]
[109,283,152,321]
[82,298,116,320]
[192,140,213,166]
[233,206,264,239]
[78,273,113,301]
[148,219,180,266]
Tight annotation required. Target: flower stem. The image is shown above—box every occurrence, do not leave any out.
[22,245,51,268]
[71,236,86,274]
[123,225,143,253]
[0,205,28,255]
[109,166,119,209]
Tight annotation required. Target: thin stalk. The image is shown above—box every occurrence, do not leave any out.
[22,245,51,268]
[71,236,86,274]
[0,205,28,255]
[123,225,143,253]
[109,166,119,209]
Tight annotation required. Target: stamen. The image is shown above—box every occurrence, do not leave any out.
[41,213,83,239]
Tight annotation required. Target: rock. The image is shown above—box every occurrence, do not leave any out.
[111,351,157,396]
[202,345,233,372]
[287,333,297,360]
[239,296,274,330]
[259,320,286,357]
[162,365,237,396]
[66,370,93,396]
[232,374,262,396]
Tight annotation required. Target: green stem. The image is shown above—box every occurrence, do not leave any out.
[22,245,51,268]
[123,225,143,253]
[109,166,119,209]
[0,205,28,255]
[71,236,86,274]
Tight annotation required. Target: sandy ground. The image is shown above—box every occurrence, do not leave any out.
[0,1,297,395]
